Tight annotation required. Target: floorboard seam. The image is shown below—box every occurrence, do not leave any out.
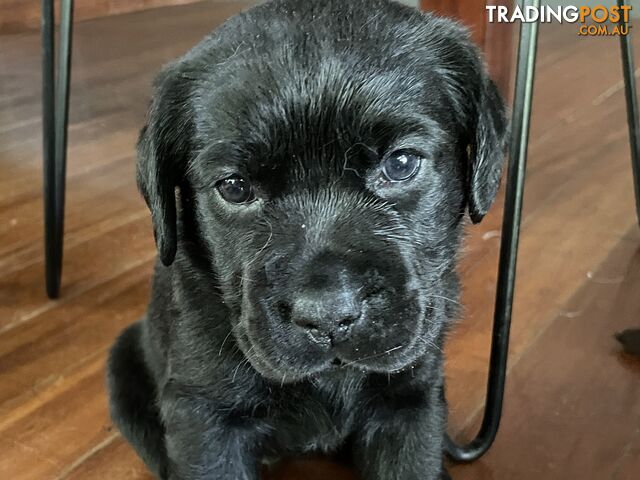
[454,225,639,435]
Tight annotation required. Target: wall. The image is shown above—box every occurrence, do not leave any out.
[0,0,203,33]
[0,0,426,33]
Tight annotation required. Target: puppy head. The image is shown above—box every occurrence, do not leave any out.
[137,0,508,381]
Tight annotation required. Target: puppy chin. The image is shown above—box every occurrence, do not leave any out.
[344,342,428,375]
[233,322,328,384]
[338,315,436,374]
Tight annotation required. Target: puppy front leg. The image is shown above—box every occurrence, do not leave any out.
[352,386,448,480]
[161,387,265,480]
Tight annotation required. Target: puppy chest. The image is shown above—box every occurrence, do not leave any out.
[267,398,352,455]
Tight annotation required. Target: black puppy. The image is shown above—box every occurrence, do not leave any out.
[107,0,507,479]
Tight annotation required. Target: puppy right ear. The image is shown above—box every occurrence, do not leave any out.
[136,68,193,266]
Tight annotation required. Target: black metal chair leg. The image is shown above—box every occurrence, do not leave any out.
[445,0,540,462]
[42,0,56,297]
[618,0,640,226]
[41,0,74,299]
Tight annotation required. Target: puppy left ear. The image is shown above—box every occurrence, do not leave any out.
[466,73,509,224]
[136,65,194,266]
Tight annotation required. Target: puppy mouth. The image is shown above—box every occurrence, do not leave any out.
[239,286,430,380]
[329,357,344,368]
[324,310,433,374]
[240,323,422,381]
[328,343,408,370]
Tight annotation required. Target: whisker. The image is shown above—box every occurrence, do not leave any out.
[341,344,404,368]
[231,345,254,382]
[218,329,234,356]
[428,294,461,306]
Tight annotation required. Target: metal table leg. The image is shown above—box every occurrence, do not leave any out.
[445,0,540,462]
[618,0,640,226]
[41,0,74,299]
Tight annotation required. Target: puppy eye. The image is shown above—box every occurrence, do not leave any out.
[216,175,255,204]
[381,151,422,182]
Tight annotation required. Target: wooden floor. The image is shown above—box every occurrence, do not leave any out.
[1,2,639,479]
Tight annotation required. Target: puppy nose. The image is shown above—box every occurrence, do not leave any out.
[289,286,362,343]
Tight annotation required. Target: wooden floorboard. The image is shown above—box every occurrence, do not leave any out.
[451,228,640,480]
[0,2,639,479]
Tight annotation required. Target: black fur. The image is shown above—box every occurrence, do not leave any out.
[107,0,507,478]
